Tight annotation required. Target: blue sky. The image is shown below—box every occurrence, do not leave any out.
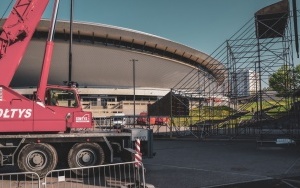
[1,0,299,54]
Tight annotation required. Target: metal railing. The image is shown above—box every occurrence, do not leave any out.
[0,172,40,188]
[0,161,148,188]
[44,162,146,188]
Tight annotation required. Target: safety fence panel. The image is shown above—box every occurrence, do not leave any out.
[0,172,40,188]
[44,161,146,188]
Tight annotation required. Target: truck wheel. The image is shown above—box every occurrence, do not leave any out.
[68,143,105,176]
[18,143,58,179]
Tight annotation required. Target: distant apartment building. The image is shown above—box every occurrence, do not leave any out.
[231,69,259,97]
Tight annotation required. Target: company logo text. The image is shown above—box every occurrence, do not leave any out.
[0,109,32,118]
[76,114,90,123]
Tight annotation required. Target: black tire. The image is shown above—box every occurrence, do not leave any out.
[67,143,105,176]
[18,143,58,179]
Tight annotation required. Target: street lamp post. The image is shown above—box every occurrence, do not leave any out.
[130,59,138,128]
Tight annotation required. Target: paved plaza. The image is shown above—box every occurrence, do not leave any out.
[143,139,300,188]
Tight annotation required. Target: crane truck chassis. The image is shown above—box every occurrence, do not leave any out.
[0,127,154,177]
[0,0,154,177]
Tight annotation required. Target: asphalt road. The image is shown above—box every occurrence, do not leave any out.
[0,139,300,188]
[143,139,300,188]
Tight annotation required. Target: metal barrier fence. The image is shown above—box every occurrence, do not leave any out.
[0,161,147,188]
[0,172,40,188]
[44,162,146,188]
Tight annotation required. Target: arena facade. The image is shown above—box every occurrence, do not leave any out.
[6,20,224,118]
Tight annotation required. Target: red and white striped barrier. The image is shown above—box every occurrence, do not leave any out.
[135,139,142,168]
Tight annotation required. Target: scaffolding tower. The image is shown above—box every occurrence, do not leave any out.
[150,0,300,140]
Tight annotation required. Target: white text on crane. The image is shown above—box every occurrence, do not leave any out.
[0,109,32,118]
[75,114,90,123]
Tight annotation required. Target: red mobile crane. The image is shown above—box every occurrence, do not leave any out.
[0,0,153,177]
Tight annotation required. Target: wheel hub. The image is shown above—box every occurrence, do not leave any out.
[32,154,44,166]
[76,149,96,166]
[26,150,48,170]
[81,152,91,163]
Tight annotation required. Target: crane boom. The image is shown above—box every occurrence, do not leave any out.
[0,0,49,86]
[0,0,93,133]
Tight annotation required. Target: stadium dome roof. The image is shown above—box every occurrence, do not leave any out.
[5,20,225,90]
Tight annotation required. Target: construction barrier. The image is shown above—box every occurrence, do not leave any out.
[0,172,40,188]
[44,161,146,188]
[135,139,142,168]
[0,161,150,188]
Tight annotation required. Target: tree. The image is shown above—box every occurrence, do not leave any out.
[269,64,300,97]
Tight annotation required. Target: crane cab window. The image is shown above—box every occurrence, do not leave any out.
[45,89,78,108]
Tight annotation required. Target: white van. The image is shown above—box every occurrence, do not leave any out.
[112,113,126,128]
